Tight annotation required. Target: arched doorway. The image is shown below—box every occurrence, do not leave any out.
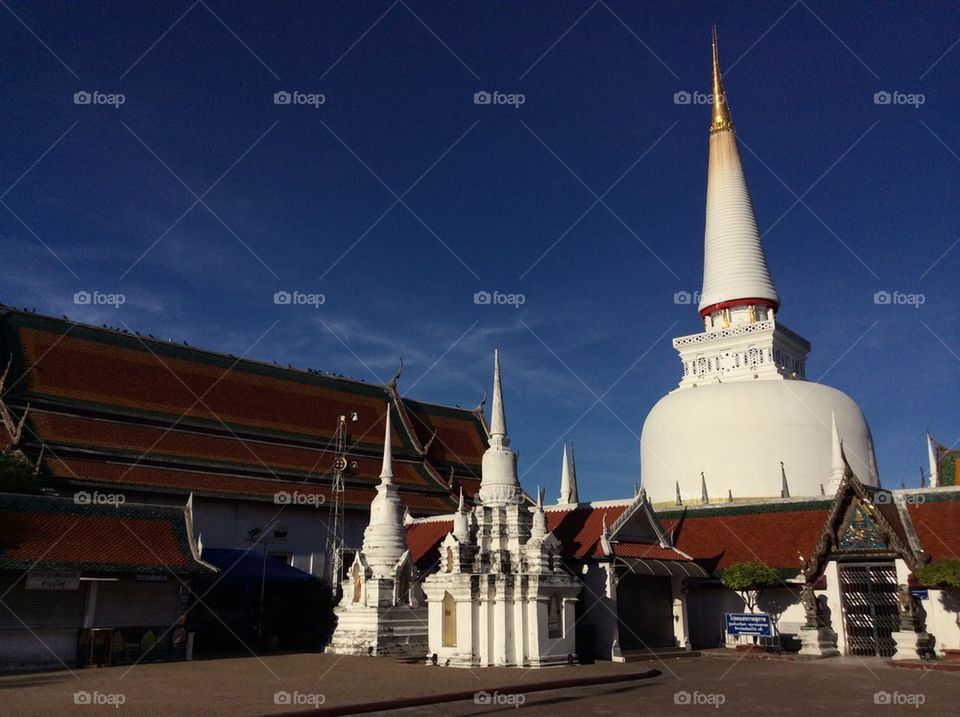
[442,592,457,647]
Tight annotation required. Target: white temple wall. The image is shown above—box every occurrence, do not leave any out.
[925,588,960,654]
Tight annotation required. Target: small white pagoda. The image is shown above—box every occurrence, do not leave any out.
[327,406,427,656]
[422,350,581,667]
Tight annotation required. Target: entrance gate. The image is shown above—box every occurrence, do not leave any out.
[616,575,674,649]
[838,562,899,657]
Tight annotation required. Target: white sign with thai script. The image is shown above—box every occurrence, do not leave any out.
[26,569,80,590]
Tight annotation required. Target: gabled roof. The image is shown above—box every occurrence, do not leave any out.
[0,492,213,575]
[0,308,486,513]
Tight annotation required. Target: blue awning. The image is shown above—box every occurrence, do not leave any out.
[200,548,314,583]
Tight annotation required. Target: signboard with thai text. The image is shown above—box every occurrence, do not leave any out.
[26,569,80,591]
[724,612,773,637]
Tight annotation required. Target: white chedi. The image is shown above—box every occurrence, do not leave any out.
[327,405,427,657]
[361,409,409,577]
[422,351,581,668]
[639,34,878,504]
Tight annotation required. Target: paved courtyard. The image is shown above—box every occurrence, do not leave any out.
[0,652,957,716]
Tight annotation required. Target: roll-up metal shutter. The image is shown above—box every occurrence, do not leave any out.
[93,581,179,628]
[616,574,675,649]
[0,576,86,629]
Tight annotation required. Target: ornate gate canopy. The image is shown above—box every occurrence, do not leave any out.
[802,468,927,582]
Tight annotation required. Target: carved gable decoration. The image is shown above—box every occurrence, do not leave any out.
[803,470,925,581]
[837,499,887,552]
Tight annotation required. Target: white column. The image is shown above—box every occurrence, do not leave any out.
[82,581,98,629]
[823,562,845,655]
[671,577,691,650]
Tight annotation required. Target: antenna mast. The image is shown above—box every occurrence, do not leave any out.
[327,414,347,597]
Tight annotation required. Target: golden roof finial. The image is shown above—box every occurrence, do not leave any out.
[710,26,734,134]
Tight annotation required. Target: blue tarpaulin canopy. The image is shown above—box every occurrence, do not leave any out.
[201,548,314,583]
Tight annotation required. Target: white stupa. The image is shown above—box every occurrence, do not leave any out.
[640,31,879,504]
[327,406,427,656]
[422,350,580,667]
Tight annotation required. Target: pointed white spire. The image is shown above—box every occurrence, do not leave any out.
[531,487,547,540]
[380,408,394,483]
[780,461,790,498]
[675,480,682,506]
[927,433,940,487]
[361,405,408,577]
[479,350,520,506]
[701,472,709,504]
[699,30,779,319]
[490,348,507,439]
[558,443,580,505]
[829,411,845,485]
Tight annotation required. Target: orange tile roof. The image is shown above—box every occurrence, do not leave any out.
[0,492,212,575]
[658,502,832,571]
[0,309,485,510]
[908,497,960,562]
[46,456,454,513]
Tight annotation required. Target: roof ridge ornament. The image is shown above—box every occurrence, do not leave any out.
[388,358,403,388]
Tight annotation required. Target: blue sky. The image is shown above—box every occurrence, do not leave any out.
[2,1,958,500]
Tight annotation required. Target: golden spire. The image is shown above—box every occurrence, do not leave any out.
[710,26,734,134]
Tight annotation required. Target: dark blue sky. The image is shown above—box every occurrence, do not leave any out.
[3,1,958,499]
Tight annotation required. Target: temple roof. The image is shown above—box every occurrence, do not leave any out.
[0,308,486,513]
[407,487,960,577]
[0,492,213,575]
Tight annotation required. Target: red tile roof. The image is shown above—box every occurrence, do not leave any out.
[30,410,436,489]
[407,519,455,570]
[0,492,212,575]
[546,504,628,558]
[907,497,960,562]
[402,399,487,471]
[0,309,486,511]
[611,542,693,561]
[46,456,455,512]
[658,501,832,571]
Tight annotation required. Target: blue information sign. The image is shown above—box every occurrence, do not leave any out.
[724,613,773,637]
[911,589,929,601]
